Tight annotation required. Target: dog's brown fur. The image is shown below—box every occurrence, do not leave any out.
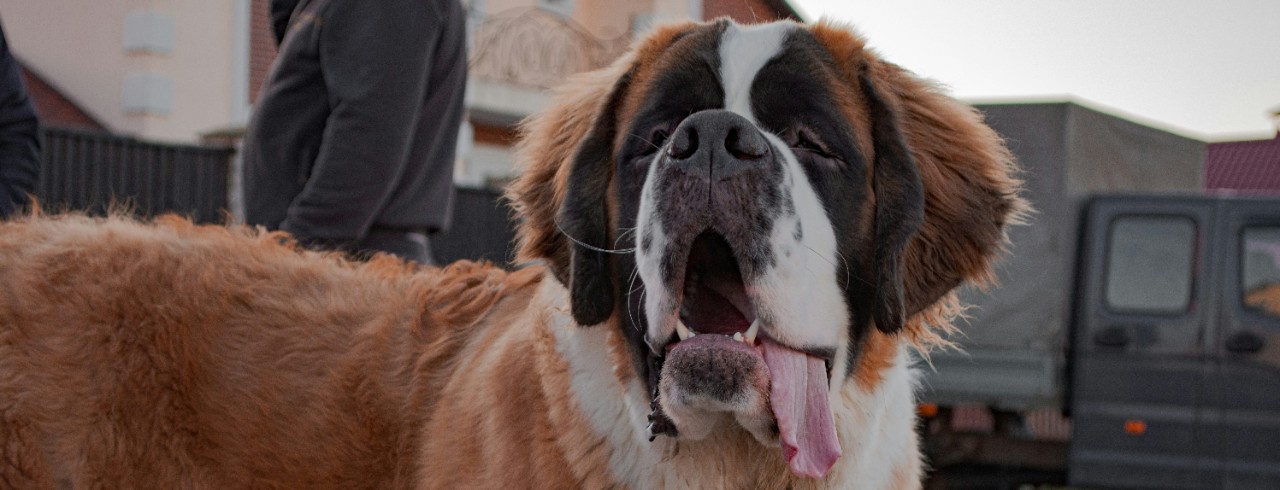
[0,214,614,488]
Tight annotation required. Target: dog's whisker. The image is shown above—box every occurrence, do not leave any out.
[626,132,663,152]
[555,220,636,254]
[802,244,864,289]
[626,267,643,330]
[614,227,638,248]
[633,290,647,332]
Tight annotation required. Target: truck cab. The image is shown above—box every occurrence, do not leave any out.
[1070,195,1280,489]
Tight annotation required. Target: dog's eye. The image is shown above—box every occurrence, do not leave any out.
[786,127,827,154]
[785,127,842,167]
[650,128,670,149]
[639,122,675,155]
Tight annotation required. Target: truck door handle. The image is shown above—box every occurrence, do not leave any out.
[1225,332,1265,354]
[1094,326,1130,347]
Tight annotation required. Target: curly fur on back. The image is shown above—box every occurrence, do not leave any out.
[0,214,545,488]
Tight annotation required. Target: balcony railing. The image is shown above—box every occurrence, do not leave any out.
[469,7,631,90]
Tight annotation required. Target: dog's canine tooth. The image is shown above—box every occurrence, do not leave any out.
[676,320,694,340]
[744,320,760,345]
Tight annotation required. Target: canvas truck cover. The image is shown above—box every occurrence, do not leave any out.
[918,102,1205,409]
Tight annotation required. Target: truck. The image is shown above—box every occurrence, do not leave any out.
[918,102,1280,489]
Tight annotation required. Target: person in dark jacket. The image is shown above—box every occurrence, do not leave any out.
[243,0,467,264]
[0,20,41,220]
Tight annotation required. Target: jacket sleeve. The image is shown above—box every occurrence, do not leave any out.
[278,0,440,246]
[0,22,40,219]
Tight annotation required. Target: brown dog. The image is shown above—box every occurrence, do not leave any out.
[0,19,1023,489]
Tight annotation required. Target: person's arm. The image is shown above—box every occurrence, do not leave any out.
[0,21,40,219]
[278,0,438,248]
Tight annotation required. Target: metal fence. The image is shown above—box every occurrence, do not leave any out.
[34,127,518,264]
[432,186,517,265]
[36,127,234,223]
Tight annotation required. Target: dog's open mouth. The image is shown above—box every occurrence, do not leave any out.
[655,231,842,479]
[678,231,756,338]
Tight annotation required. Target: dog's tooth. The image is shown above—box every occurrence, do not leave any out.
[733,332,744,342]
[676,320,694,340]
[745,319,760,345]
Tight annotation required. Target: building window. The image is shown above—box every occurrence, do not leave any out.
[123,10,175,55]
[122,73,174,116]
[538,0,575,17]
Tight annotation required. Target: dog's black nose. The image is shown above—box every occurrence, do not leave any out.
[667,110,770,181]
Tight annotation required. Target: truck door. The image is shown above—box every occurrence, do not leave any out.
[1069,197,1216,489]
[1209,198,1280,488]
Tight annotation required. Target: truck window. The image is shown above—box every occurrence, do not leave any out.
[1243,226,1280,319]
[1104,215,1196,313]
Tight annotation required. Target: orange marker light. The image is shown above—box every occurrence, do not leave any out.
[918,403,938,418]
[1124,419,1147,436]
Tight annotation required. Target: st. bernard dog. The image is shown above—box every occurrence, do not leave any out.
[0,19,1022,489]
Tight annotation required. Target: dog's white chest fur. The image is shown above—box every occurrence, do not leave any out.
[542,281,922,489]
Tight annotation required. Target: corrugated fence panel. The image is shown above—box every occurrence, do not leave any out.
[36,128,233,223]
[431,186,517,265]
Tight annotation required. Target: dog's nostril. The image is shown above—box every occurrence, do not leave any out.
[726,127,768,160]
[668,126,699,160]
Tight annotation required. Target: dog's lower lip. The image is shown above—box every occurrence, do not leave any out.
[656,320,836,374]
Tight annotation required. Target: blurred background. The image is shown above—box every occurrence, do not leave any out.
[1,1,1277,489]
[0,0,808,263]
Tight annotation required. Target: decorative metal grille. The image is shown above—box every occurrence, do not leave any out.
[469,8,631,90]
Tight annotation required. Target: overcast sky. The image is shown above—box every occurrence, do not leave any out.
[791,0,1280,142]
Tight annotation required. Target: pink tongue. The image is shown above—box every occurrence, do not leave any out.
[761,341,841,479]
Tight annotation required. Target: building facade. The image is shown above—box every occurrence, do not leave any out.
[2,0,797,186]
[1,0,252,142]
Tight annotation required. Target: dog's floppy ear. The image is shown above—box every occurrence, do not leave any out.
[553,71,634,325]
[508,54,636,326]
[860,57,1026,334]
[859,71,924,334]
